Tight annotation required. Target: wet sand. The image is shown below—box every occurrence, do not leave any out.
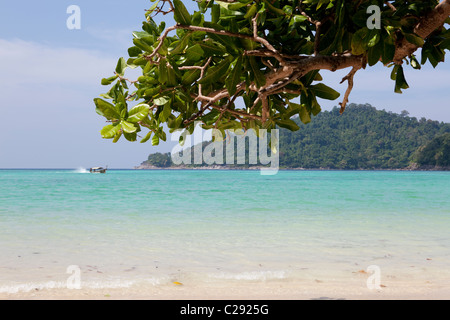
[1,277,448,300]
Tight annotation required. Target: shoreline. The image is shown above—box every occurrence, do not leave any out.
[0,166,449,171]
[2,263,449,300]
[133,165,450,171]
[1,278,449,300]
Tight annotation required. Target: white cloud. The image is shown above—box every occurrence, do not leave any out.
[0,38,117,87]
[0,38,169,168]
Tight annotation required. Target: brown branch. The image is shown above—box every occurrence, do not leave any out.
[147,23,285,64]
[393,0,450,64]
[197,57,213,99]
[261,58,275,71]
[251,14,284,63]
[260,95,270,123]
[298,1,322,55]
[339,66,359,114]
[313,21,322,56]
[144,25,177,60]
[384,1,396,12]
[209,104,262,121]
[194,53,365,122]
[183,101,212,125]
[115,72,138,84]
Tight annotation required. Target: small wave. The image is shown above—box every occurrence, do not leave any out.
[208,270,287,281]
[0,277,168,294]
[0,281,66,294]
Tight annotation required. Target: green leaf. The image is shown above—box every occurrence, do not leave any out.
[167,66,178,87]
[133,38,154,52]
[169,32,191,55]
[311,97,321,116]
[352,28,369,55]
[123,132,137,142]
[310,83,340,100]
[159,104,172,122]
[248,57,266,88]
[185,44,205,61]
[151,134,160,146]
[198,41,227,56]
[367,29,380,48]
[225,56,243,96]
[94,98,121,120]
[404,33,425,47]
[159,58,168,84]
[207,33,239,54]
[192,11,202,26]
[146,0,160,16]
[317,0,330,10]
[197,57,232,85]
[121,120,137,134]
[293,15,308,23]
[390,65,399,81]
[115,57,127,76]
[112,131,122,143]
[101,124,120,139]
[262,0,285,15]
[101,75,118,86]
[394,65,409,93]
[410,55,421,70]
[140,131,152,143]
[299,105,311,124]
[382,40,395,64]
[154,96,170,106]
[128,46,142,57]
[244,4,258,19]
[216,0,248,11]
[127,104,150,123]
[173,0,191,25]
[211,4,220,23]
[368,42,382,66]
[284,102,304,119]
[182,68,201,85]
[132,31,149,39]
[276,119,300,131]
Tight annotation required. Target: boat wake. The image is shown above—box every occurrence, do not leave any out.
[74,167,89,174]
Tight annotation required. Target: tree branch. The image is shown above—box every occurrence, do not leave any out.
[339,66,360,114]
[393,0,450,63]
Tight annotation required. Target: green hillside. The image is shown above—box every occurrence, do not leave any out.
[279,104,450,169]
[414,132,450,167]
[139,104,450,170]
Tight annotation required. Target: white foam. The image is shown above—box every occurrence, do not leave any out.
[208,270,287,281]
[0,277,168,294]
[74,167,89,174]
[0,281,66,294]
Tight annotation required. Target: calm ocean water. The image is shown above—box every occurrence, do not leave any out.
[0,169,449,293]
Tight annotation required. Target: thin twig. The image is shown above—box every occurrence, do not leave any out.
[198,57,212,98]
[384,1,396,11]
[339,66,359,114]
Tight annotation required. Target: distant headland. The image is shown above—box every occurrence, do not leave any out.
[135,104,450,171]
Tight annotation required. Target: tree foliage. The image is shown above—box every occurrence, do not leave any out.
[278,104,450,169]
[145,152,173,167]
[141,104,450,169]
[95,0,450,145]
[414,132,450,167]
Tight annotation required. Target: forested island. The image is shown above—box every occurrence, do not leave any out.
[136,104,450,170]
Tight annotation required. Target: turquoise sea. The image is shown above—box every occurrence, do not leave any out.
[0,169,449,293]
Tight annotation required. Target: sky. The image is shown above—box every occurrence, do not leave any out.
[0,0,449,169]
